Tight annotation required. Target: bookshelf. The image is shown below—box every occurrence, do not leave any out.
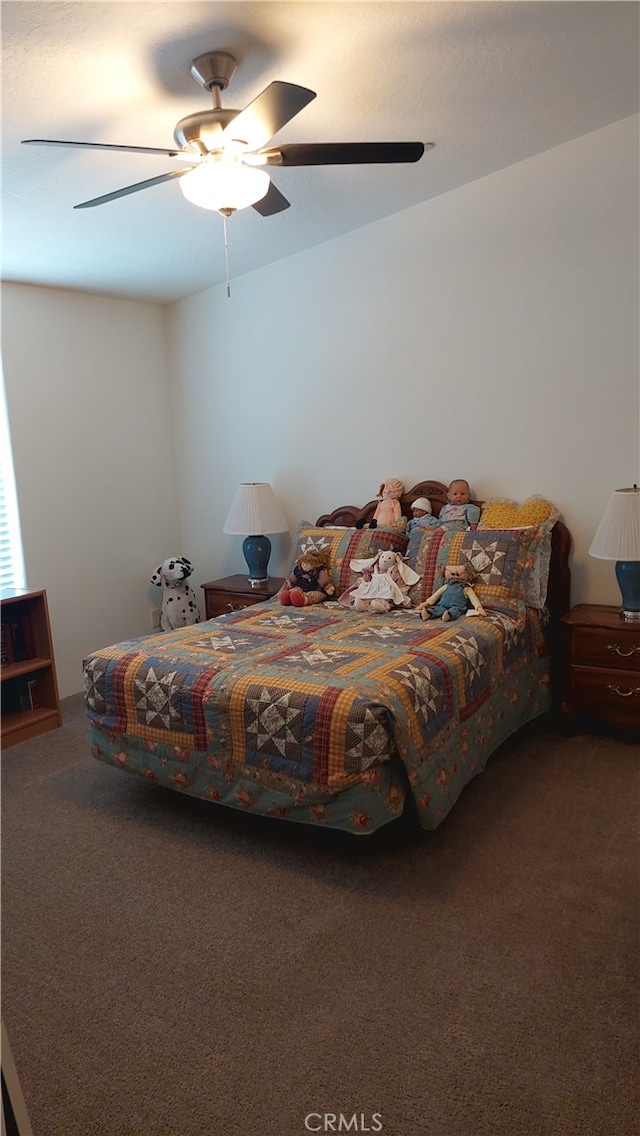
[1,588,62,748]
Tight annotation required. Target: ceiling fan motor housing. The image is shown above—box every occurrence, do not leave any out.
[173,109,240,153]
[176,53,242,153]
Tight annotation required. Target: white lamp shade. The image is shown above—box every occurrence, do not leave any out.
[223,483,288,536]
[179,155,270,212]
[589,486,640,560]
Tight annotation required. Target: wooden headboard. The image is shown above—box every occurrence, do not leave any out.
[316,479,571,621]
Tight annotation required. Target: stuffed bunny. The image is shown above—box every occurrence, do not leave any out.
[339,549,421,614]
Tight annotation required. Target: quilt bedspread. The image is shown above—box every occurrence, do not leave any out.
[84,601,551,834]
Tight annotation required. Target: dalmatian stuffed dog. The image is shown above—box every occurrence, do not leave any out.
[151,557,201,631]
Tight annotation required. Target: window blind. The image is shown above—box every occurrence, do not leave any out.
[0,369,25,593]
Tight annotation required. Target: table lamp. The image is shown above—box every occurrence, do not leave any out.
[223,482,288,586]
[589,485,640,621]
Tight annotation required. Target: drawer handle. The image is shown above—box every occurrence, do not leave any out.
[606,684,640,698]
[227,602,245,612]
[606,643,640,657]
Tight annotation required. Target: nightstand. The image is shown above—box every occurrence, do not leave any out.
[201,575,285,619]
[561,604,640,734]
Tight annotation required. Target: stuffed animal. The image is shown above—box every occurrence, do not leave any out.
[280,550,336,607]
[340,549,421,614]
[356,478,405,530]
[151,557,202,631]
[416,564,486,622]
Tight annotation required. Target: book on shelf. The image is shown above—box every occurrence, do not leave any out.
[21,614,36,658]
[2,614,35,663]
[2,680,27,714]
[1,621,13,666]
[2,676,41,714]
[7,618,26,661]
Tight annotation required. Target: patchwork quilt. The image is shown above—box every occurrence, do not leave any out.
[84,601,551,834]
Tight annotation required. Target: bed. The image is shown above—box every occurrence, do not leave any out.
[84,480,571,835]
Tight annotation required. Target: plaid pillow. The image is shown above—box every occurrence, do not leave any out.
[290,522,409,596]
[406,526,541,616]
[405,526,448,603]
[478,498,560,608]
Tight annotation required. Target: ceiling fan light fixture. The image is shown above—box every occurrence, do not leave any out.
[179,154,270,212]
[25,50,428,219]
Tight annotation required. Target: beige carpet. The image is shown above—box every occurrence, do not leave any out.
[1,694,638,1136]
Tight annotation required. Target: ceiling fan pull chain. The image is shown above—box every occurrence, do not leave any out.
[221,208,232,297]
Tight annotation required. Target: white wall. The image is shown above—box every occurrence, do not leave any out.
[2,285,182,697]
[3,115,638,696]
[167,115,639,610]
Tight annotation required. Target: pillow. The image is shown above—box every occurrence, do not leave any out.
[290,522,409,596]
[480,495,555,530]
[406,526,543,617]
[446,528,545,617]
[478,496,560,608]
[406,526,449,602]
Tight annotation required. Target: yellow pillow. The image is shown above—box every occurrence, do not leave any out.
[481,496,555,529]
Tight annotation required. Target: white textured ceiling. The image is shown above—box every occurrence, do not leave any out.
[2,1,638,304]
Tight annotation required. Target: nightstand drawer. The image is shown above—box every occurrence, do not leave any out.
[572,626,640,671]
[569,665,640,729]
[201,576,285,620]
[205,592,269,619]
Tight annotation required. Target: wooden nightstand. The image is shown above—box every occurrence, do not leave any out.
[561,604,640,734]
[201,575,286,620]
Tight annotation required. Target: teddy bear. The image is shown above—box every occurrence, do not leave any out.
[355,478,406,530]
[416,564,486,622]
[339,549,421,614]
[280,549,336,607]
[151,557,202,631]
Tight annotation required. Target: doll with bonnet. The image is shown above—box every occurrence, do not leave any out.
[356,478,405,530]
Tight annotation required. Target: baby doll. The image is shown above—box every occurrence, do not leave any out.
[416,564,486,622]
[406,496,440,534]
[280,550,336,607]
[356,478,405,530]
[438,479,481,530]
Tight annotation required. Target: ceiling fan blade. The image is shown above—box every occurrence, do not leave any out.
[251,181,290,217]
[74,167,193,209]
[222,81,316,152]
[22,138,199,160]
[265,142,430,166]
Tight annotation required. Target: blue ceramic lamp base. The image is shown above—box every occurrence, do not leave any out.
[616,560,640,621]
[243,534,272,586]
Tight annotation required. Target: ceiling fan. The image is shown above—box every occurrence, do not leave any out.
[22,50,433,217]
